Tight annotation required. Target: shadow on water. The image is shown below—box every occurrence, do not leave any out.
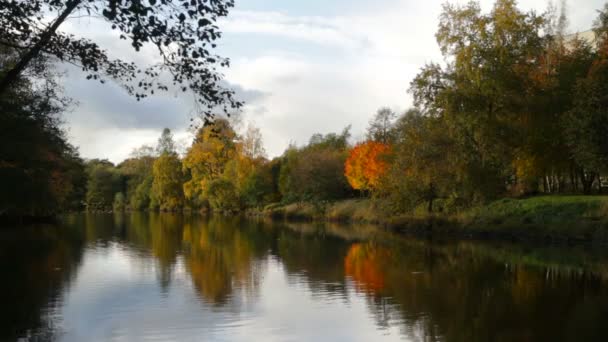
[2,213,608,341]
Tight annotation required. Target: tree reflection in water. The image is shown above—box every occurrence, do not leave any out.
[3,215,608,341]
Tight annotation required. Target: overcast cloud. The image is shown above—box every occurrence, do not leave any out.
[57,0,606,163]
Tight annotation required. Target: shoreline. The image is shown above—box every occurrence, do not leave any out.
[4,195,608,245]
[248,196,608,245]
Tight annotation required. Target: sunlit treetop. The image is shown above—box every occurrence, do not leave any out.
[0,0,241,118]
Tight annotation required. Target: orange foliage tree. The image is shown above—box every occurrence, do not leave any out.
[344,141,391,192]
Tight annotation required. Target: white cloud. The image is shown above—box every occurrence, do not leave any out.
[222,11,366,49]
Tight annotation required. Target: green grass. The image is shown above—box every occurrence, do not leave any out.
[461,196,608,241]
[256,195,608,243]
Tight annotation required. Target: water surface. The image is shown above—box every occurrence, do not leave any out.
[2,213,608,341]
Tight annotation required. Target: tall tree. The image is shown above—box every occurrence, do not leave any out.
[0,47,86,217]
[367,108,397,144]
[241,123,266,159]
[156,128,177,156]
[410,0,550,201]
[152,153,184,211]
[182,118,237,206]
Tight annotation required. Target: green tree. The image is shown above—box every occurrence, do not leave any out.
[378,110,458,213]
[410,0,551,202]
[367,107,397,144]
[85,160,121,211]
[241,161,281,207]
[279,127,353,202]
[0,48,86,218]
[561,12,608,193]
[205,179,240,211]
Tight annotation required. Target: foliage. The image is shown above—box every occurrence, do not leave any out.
[375,110,460,213]
[345,141,391,192]
[152,153,184,211]
[0,0,241,117]
[0,48,86,217]
[85,160,121,211]
[182,118,237,207]
[241,160,281,208]
[205,178,240,211]
[562,31,608,193]
[367,108,397,144]
[279,127,353,202]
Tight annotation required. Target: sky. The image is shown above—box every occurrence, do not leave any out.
[58,0,605,163]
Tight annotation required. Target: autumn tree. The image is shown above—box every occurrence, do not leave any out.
[152,153,185,211]
[344,141,391,194]
[182,118,237,207]
[151,128,184,210]
[0,0,240,117]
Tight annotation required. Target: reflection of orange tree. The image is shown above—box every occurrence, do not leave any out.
[342,238,608,341]
[181,218,264,305]
[344,243,392,292]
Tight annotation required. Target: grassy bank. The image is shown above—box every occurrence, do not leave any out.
[253,196,608,243]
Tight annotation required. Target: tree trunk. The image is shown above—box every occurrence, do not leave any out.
[0,0,81,94]
[580,171,596,195]
[427,183,435,213]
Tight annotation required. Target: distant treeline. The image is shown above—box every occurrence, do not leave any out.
[3,0,608,219]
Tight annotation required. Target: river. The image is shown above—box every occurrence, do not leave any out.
[2,213,608,341]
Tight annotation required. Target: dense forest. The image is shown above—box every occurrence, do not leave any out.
[3,0,608,219]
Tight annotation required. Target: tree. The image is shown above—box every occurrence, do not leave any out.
[377,110,458,213]
[0,0,241,117]
[152,153,184,211]
[344,141,391,193]
[0,47,86,217]
[367,108,397,144]
[279,128,353,202]
[205,178,239,211]
[409,0,551,201]
[86,160,121,211]
[119,145,156,210]
[561,11,608,193]
[156,128,176,156]
[241,123,266,159]
[241,162,280,208]
[182,118,237,206]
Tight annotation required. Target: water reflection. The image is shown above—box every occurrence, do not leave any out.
[2,214,608,341]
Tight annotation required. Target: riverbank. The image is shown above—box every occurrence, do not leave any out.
[251,196,608,243]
